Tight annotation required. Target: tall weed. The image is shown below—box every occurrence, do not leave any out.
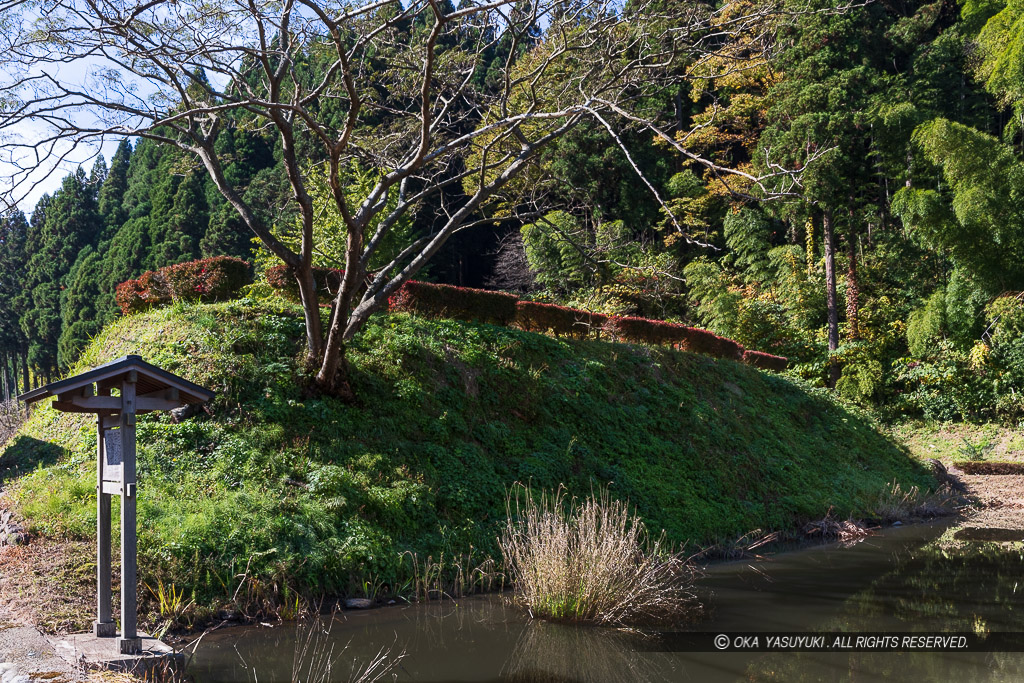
[500,485,700,626]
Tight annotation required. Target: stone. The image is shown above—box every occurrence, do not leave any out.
[52,631,181,675]
[344,598,374,610]
[170,404,201,423]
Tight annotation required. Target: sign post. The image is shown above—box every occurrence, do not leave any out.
[19,356,213,655]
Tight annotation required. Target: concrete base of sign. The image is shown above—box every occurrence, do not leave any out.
[52,631,182,675]
[93,619,116,637]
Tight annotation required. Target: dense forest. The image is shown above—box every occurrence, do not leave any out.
[1,0,1022,424]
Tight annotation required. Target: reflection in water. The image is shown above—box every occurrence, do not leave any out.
[745,531,1024,682]
[502,621,668,683]
[189,523,1024,683]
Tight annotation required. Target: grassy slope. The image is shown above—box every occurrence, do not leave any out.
[1,297,931,608]
[894,421,1024,464]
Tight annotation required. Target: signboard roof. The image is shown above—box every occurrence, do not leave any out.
[18,355,214,413]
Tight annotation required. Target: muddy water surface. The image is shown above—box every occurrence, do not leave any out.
[189,521,1024,682]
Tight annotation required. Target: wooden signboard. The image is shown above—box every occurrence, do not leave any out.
[101,428,122,495]
[18,355,213,655]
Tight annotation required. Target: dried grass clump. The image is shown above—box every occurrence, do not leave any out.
[0,400,23,447]
[802,508,871,543]
[873,479,958,522]
[500,486,700,626]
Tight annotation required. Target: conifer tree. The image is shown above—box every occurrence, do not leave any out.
[21,169,101,378]
[0,210,29,397]
[98,140,132,235]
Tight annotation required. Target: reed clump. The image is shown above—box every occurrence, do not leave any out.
[500,486,700,626]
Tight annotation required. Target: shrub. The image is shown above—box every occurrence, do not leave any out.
[956,461,1024,475]
[265,264,346,303]
[116,257,250,315]
[389,281,518,326]
[742,350,788,372]
[514,301,606,337]
[600,317,746,360]
[602,316,686,346]
[710,335,745,361]
[674,326,720,355]
[679,327,744,360]
[162,256,251,302]
[894,341,994,421]
[500,486,700,626]
[116,270,170,315]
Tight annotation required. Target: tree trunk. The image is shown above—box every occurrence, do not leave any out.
[2,352,9,400]
[294,265,324,366]
[21,354,29,394]
[846,235,860,341]
[823,209,841,389]
[805,215,816,276]
[314,340,354,401]
[8,353,17,398]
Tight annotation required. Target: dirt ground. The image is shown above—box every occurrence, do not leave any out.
[950,467,1024,531]
[0,617,81,683]
[0,539,97,636]
[896,422,1024,531]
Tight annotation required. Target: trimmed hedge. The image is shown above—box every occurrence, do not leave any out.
[598,317,745,361]
[115,271,168,315]
[602,316,684,347]
[743,349,789,372]
[514,301,607,337]
[265,264,345,303]
[163,258,250,302]
[713,335,746,362]
[675,326,728,357]
[260,264,786,370]
[389,280,518,326]
[116,257,251,315]
[955,461,1024,475]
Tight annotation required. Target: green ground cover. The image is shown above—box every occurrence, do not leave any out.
[893,422,1024,464]
[0,298,932,611]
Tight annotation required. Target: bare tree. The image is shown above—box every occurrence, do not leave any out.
[0,0,812,396]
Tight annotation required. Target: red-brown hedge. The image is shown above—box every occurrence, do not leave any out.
[265,264,345,303]
[116,257,251,315]
[162,257,250,302]
[599,317,749,361]
[668,326,743,361]
[260,264,785,368]
[115,270,168,315]
[602,316,690,346]
[389,280,518,326]
[742,349,788,372]
[514,301,607,337]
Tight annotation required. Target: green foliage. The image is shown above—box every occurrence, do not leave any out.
[0,210,30,375]
[682,257,741,336]
[260,162,415,272]
[835,342,885,405]
[907,289,946,357]
[971,0,1024,106]
[724,208,776,284]
[1,301,929,608]
[895,119,1024,294]
[521,211,590,294]
[895,341,995,421]
[683,254,811,363]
